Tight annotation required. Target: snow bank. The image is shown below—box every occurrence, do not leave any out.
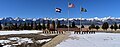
[8,37,20,41]
[36,39,51,43]
[40,34,57,36]
[3,45,11,47]
[0,37,51,46]
[0,30,42,35]
[56,32,120,47]
[0,40,11,44]
[17,38,33,44]
[0,37,34,45]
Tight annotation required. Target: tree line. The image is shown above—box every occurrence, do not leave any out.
[89,22,120,31]
[0,20,77,30]
[0,20,120,31]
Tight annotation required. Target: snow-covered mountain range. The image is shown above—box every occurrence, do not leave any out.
[0,16,120,25]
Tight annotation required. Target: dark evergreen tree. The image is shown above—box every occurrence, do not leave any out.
[47,20,50,29]
[8,22,13,30]
[52,20,55,29]
[0,22,2,30]
[110,25,114,30]
[113,22,118,31]
[102,22,109,30]
[4,22,7,26]
[27,23,31,30]
[18,22,23,30]
[89,26,92,30]
[38,22,42,30]
[69,24,72,28]
[34,22,38,30]
[42,20,46,30]
[119,24,120,29]
[31,21,33,30]
[81,25,84,28]
[64,25,68,28]
[61,24,64,28]
[72,21,76,28]
[57,21,61,28]
[4,22,8,30]
[24,22,27,30]
[61,24,68,28]
[95,25,100,30]
[91,24,95,29]
[14,23,18,30]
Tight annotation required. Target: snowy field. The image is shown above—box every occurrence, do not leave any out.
[0,30,42,35]
[0,37,52,47]
[0,30,57,47]
[56,32,120,47]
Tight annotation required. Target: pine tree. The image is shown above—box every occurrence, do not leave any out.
[14,23,18,30]
[8,22,13,30]
[38,22,42,30]
[0,22,2,30]
[31,21,33,30]
[69,24,72,28]
[91,24,95,29]
[89,26,92,30]
[24,22,27,30]
[81,25,84,28]
[113,22,118,31]
[4,22,7,26]
[18,22,23,30]
[95,25,100,30]
[4,22,9,30]
[110,25,114,30]
[102,22,109,30]
[27,23,31,30]
[42,20,46,30]
[47,20,50,29]
[119,24,120,29]
[72,21,76,28]
[34,22,38,30]
[57,21,61,28]
[52,20,55,29]
[61,24,67,28]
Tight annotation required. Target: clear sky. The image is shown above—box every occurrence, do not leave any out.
[0,0,120,18]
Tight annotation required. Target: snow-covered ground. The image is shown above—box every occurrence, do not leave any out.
[0,30,56,47]
[0,30,42,35]
[0,37,51,47]
[56,32,120,47]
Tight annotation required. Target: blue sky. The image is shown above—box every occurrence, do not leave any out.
[0,0,120,18]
